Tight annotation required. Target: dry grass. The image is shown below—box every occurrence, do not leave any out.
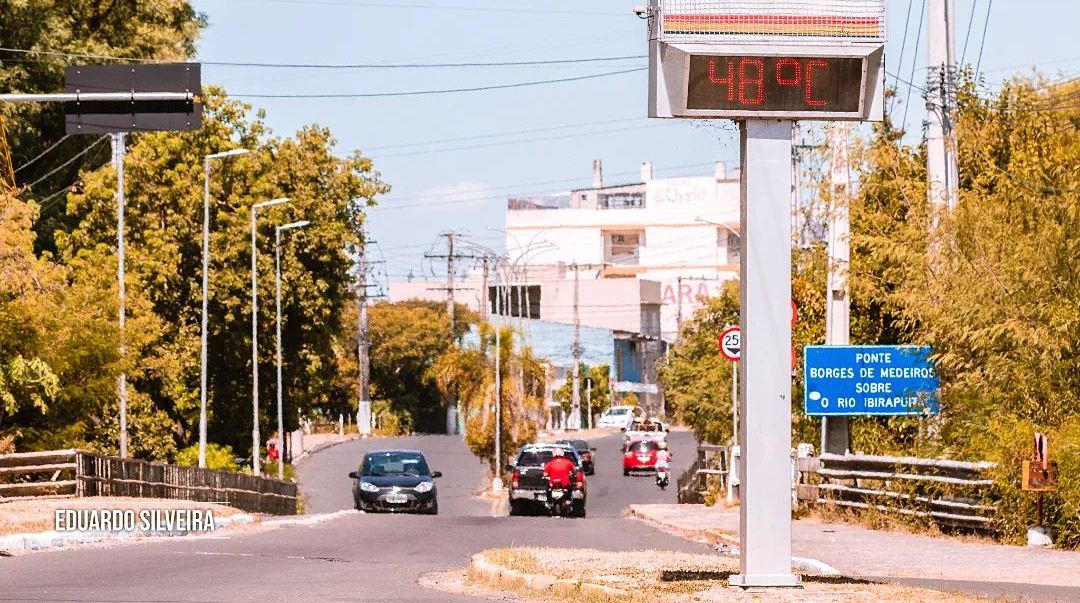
[0,497,250,536]
[473,547,984,603]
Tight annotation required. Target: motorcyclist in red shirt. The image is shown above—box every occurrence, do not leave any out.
[543,448,578,492]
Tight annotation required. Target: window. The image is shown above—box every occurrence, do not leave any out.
[606,231,643,265]
[720,229,741,264]
[598,192,645,209]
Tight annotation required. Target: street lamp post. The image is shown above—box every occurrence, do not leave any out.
[275,220,310,480]
[200,148,249,469]
[251,197,289,476]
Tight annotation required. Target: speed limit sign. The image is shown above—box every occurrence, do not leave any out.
[718,326,741,362]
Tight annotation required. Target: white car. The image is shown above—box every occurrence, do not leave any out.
[622,419,669,450]
[596,405,637,428]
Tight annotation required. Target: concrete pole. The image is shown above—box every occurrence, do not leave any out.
[250,197,289,476]
[927,0,959,213]
[492,262,503,492]
[112,133,128,459]
[570,262,581,430]
[251,208,260,476]
[200,155,211,468]
[822,124,852,456]
[275,228,283,480]
[730,120,799,588]
[586,377,593,429]
[357,236,371,436]
[675,275,683,336]
[444,232,459,435]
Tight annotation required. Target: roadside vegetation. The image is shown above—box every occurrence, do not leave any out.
[660,72,1080,548]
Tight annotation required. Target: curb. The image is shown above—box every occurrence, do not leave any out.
[468,553,626,599]
[625,505,840,576]
[292,434,363,465]
[0,513,256,555]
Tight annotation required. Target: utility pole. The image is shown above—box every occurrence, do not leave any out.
[586,376,593,429]
[822,123,852,456]
[927,0,959,213]
[425,232,481,435]
[675,276,683,336]
[570,262,581,430]
[356,234,372,437]
[492,260,504,492]
[112,133,128,459]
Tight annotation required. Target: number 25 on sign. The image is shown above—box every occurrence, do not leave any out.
[718,326,741,362]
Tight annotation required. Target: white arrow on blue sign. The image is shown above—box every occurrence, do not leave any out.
[804,345,940,416]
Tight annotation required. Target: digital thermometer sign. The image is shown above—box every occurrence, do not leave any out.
[686,55,864,113]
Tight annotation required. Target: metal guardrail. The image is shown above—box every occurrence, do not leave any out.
[677,444,731,504]
[0,450,298,515]
[796,453,997,530]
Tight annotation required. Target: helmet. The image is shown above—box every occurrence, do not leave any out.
[658,441,668,450]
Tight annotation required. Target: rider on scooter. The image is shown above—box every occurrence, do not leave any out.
[655,441,672,486]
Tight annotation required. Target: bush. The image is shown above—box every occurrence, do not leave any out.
[175,443,239,472]
[372,399,413,436]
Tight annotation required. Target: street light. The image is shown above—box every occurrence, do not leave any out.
[200,148,249,469]
[274,220,310,480]
[251,197,289,476]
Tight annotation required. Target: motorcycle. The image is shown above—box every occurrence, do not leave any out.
[655,465,670,490]
[545,478,576,517]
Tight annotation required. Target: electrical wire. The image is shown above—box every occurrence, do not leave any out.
[365,116,641,151]
[24,136,109,192]
[974,0,994,76]
[13,134,71,174]
[233,68,646,99]
[890,0,915,115]
[0,46,643,70]
[960,0,979,66]
[902,0,928,130]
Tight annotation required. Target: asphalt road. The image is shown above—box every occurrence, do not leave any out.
[0,430,706,602]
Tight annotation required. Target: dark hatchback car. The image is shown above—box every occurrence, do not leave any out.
[349,450,442,514]
[554,439,596,475]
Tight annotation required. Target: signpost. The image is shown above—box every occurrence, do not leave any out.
[804,346,940,416]
[645,0,885,588]
[719,326,740,503]
[718,325,741,361]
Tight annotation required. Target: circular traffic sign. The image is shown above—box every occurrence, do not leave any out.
[718,326,741,362]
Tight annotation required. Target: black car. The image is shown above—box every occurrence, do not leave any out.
[349,450,442,514]
[507,444,586,517]
[554,439,596,475]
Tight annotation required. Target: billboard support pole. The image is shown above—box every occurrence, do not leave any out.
[729,119,800,588]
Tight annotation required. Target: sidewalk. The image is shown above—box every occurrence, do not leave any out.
[628,504,1080,590]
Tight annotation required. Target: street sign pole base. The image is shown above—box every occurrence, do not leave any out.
[729,573,802,588]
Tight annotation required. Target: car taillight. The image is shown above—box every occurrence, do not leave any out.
[576,475,584,488]
[511,470,519,489]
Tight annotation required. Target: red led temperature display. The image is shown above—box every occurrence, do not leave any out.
[686,55,864,113]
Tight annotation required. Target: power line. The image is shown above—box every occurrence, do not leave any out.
[0,47,645,69]
[233,68,645,98]
[13,134,71,174]
[366,116,641,151]
[975,0,994,76]
[218,0,626,16]
[25,136,109,192]
[375,122,672,159]
[960,0,979,65]
[903,0,928,129]
[891,0,915,115]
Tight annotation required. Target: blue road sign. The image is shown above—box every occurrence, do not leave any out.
[804,345,939,416]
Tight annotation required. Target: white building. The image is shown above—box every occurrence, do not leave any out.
[506,160,741,341]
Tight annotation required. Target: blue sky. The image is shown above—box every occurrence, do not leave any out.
[190,0,1080,286]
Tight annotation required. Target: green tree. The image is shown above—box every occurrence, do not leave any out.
[553,363,611,424]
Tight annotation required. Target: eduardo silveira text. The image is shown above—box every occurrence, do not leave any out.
[54,509,217,532]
